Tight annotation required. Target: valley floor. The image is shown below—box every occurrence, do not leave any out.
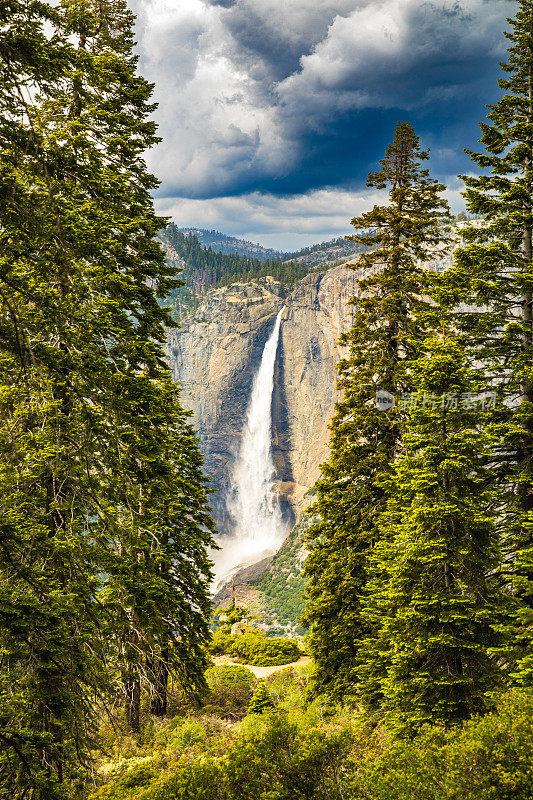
[212,653,312,678]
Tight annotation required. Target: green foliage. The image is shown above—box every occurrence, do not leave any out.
[118,763,156,792]
[254,521,308,628]
[436,0,533,686]
[360,335,505,728]
[209,626,300,665]
[93,702,354,800]
[213,602,250,629]
[205,665,255,691]
[0,0,215,795]
[247,682,275,715]
[168,719,207,750]
[89,664,533,800]
[209,630,234,655]
[203,666,255,719]
[212,631,301,666]
[304,121,452,702]
[356,691,533,800]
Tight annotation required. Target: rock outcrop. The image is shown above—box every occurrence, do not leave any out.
[165,264,361,532]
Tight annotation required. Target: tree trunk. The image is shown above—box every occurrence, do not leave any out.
[150,647,169,717]
[126,677,141,733]
[519,58,533,524]
[125,621,141,733]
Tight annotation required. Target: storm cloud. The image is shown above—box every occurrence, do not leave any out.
[131,0,514,244]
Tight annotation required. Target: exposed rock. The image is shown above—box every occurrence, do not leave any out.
[273,265,360,514]
[166,282,284,528]
[230,621,248,636]
[164,263,361,533]
[212,556,275,608]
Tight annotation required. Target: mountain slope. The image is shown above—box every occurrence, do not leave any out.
[178,228,284,261]
[287,236,363,267]
[159,224,313,319]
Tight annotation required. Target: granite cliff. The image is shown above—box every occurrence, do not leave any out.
[165,263,360,535]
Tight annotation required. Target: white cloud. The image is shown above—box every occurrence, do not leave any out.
[130,0,510,234]
[155,186,395,249]
[154,177,469,251]
[278,0,513,118]
[134,0,294,195]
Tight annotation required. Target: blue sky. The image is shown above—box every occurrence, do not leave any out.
[132,0,514,250]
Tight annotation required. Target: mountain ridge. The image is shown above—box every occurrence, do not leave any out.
[177,227,284,261]
[174,226,363,265]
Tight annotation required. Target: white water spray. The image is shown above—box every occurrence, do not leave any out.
[213,308,287,589]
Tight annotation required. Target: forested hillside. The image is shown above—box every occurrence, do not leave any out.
[286,236,363,266]
[178,228,284,260]
[160,224,315,318]
[176,227,364,265]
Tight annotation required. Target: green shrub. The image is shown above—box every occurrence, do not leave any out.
[120,763,155,790]
[208,628,300,666]
[247,682,275,715]
[228,634,300,666]
[136,762,224,800]
[223,714,354,800]
[203,666,256,719]
[355,691,533,800]
[94,760,157,800]
[169,719,206,750]
[93,690,533,800]
[209,630,233,655]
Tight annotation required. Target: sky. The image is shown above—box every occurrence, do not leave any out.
[131,0,514,251]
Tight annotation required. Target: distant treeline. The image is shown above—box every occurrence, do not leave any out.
[162,224,313,318]
[285,236,350,259]
[180,228,285,260]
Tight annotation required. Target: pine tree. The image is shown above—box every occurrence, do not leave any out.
[303,121,452,701]
[0,4,102,794]
[361,336,504,730]
[441,1,533,684]
[247,682,276,715]
[0,0,215,793]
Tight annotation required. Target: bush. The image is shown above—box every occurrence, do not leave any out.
[168,719,206,750]
[353,690,533,800]
[222,714,353,800]
[228,634,300,666]
[209,630,233,655]
[209,629,301,666]
[203,665,256,720]
[247,682,275,715]
[94,759,157,800]
[92,690,533,800]
[136,761,225,800]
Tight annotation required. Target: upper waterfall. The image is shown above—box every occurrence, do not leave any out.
[212,308,287,588]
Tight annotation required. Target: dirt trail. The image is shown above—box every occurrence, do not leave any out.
[212,655,312,678]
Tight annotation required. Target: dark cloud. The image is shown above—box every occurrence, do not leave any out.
[133,0,514,204]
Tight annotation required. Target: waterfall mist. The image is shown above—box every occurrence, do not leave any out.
[212,308,287,590]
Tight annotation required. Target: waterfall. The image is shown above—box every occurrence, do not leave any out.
[212,308,287,589]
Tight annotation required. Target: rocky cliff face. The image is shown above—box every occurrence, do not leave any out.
[165,264,360,533]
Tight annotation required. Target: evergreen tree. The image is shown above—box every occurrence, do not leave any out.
[247,682,276,715]
[442,0,533,683]
[361,336,504,730]
[0,0,215,793]
[0,4,100,794]
[303,121,451,701]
